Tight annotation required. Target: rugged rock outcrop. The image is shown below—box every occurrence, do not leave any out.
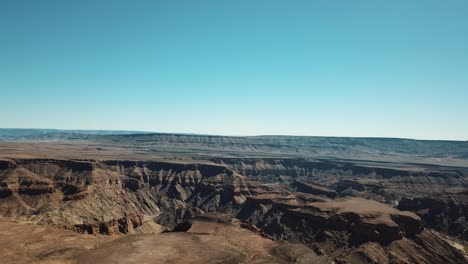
[0,158,466,263]
[398,190,468,241]
[291,181,337,198]
[215,157,468,240]
[73,213,143,235]
[0,158,253,234]
[237,193,465,263]
[214,158,468,198]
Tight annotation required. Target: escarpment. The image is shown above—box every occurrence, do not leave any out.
[236,193,465,263]
[214,158,467,194]
[398,190,468,241]
[0,158,254,234]
[0,158,466,263]
[214,157,468,243]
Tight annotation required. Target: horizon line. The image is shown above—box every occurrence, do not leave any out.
[1,127,466,142]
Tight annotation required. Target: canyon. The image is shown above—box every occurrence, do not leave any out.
[0,130,467,263]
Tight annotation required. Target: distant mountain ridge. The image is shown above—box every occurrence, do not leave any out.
[0,128,149,141]
[1,128,467,160]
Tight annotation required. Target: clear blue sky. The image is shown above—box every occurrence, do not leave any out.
[1,1,467,140]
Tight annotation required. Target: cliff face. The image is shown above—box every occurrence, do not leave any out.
[214,158,467,195]
[0,158,466,263]
[398,191,468,241]
[0,158,251,233]
[236,193,466,264]
[215,157,468,242]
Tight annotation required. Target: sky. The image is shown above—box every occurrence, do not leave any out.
[1,1,467,140]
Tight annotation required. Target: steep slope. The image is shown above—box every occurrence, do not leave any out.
[214,158,468,194]
[0,158,466,263]
[237,193,465,263]
[398,190,468,241]
[217,158,468,242]
[0,158,253,234]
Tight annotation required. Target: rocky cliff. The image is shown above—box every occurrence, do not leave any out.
[399,190,468,242]
[0,158,466,263]
[215,157,468,242]
[0,158,253,233]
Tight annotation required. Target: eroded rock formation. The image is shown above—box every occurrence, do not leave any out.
[0,158,466,263]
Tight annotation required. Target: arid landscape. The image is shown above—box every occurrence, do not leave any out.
[0,129,467,263]
[2,1,468,263]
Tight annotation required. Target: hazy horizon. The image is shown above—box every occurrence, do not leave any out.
[2,1,467,140]
[1,127,466,141]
